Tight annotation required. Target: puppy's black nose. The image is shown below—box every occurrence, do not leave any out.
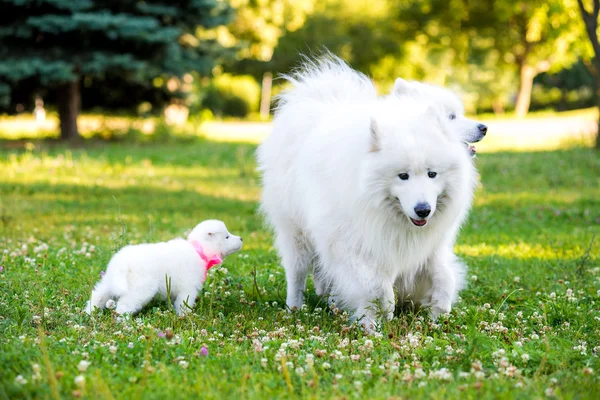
[240,238,243,241]
[414,203,431,218]
[477,123,487,135]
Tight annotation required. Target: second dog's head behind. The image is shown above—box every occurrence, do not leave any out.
[187,220,243,258]
[391,78,487,146]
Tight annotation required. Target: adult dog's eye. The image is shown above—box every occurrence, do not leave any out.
[428,171,437,178]
[398,173,409,180]
[448,113,456,120]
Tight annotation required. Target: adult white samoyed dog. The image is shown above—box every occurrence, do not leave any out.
[257,55,483,331]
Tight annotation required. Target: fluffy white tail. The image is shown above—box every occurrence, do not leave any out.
[274,52,377,112]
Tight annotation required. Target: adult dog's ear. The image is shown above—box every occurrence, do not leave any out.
[369,118,381,153]
[392,78,413,96]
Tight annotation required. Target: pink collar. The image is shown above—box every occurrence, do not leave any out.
[190,241,222,281]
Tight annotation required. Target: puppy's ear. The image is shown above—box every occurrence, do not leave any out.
[392,78,412,96]
[370,118,381,153]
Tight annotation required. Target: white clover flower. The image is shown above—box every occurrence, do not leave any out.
[471,275,478,281]
[335,373,342,380]
[322,362,331,370]
[295,367,305,376]
[521,354,530,363]
[179,360,189,369]
[14,375,27,385]
[74,375,85,388]
[109,345,117,354]
[77,360,91,372]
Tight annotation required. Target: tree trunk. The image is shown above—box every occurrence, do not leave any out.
[596,96,600,150]
[492,98,505,115]
[514,64,536,118]
[259,72,273,120]
[576,0,600,149]
[57,79,80,141]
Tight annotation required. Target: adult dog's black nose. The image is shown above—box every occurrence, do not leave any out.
[414,203,431,218]
[478,123,487,135]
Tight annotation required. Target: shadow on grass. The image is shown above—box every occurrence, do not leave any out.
[0,180,262,246]
[0,137,259,169]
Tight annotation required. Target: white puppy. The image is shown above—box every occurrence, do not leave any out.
[85,220,243,316]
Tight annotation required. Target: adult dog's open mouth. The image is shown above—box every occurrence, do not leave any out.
[410,218,427,227]
[465,143,476,157]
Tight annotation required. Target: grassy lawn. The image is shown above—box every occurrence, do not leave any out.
[0,137,599,399]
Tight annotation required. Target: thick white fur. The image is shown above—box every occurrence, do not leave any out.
[257,55,478,331]
[390,78,487,144]
[85,220,242,316]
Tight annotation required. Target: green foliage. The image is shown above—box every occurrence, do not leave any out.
[0,0,234,111]
[199,74,261,118]
[389,0,588,113]
[0,140,599,398]
[269,0,400,84]
[214,0,316,64]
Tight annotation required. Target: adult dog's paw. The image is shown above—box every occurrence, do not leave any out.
[430,303,451,321]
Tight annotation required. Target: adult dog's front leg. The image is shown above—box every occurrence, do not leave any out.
[427,250,465,320]
[333,264,395,333]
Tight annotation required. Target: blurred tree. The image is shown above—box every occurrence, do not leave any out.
[577,0,600,149]
[268,0,400,82]
[494,1,583,117]
[216,0,316,64]
[0,0,232,140]
[194,0,316,118]
[394,0,584,117]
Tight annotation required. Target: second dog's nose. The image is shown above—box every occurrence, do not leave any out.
[478,123,487,135]
[414,203,431,218]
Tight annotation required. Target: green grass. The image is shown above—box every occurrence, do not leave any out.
[0,138,599,399]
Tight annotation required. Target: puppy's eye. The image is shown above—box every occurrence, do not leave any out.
[226,235,230,239]
[448,113,456,121]
[428,171,437,178]
[398,173,409,180]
